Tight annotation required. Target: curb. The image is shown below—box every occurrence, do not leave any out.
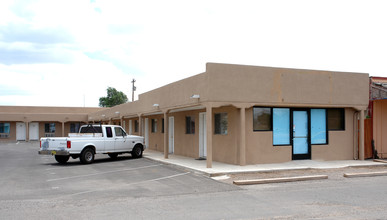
[373,159,387,164]
[233,175,328,185]
[343,171,387,178]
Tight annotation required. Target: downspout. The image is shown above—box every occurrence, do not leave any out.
[353,111,359,160]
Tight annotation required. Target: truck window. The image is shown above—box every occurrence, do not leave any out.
[106,127,113,138]
[114,127,126,137]
[80,126,102,133]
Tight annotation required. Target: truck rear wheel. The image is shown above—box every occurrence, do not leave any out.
[55,155,70,164]
[131,145,143,158]
[80,148,95,164]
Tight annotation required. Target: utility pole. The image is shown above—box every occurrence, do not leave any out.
[131,79,136,102]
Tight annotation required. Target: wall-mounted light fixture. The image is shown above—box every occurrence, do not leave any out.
[115,111,120,114]
[153,104,160,107]
[190,94,200,99]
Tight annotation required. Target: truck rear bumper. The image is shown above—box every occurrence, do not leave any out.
[39,150,70,156]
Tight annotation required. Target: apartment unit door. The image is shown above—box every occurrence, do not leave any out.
[292,110,311,160]
[199,112,207,158]
[29,122,39,141]
[168,117,174,154]
[16,122,26,141]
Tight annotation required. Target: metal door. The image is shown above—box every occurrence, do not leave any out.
[16,122,26,141]
[199,112,207,158]
[168,117,174,154]
[29,122,39,141]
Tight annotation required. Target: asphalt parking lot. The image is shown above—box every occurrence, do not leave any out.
[2,142,387,220]
[0,141,237,201]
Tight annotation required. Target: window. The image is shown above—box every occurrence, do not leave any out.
[106,127,113,138]
[186,116,195,134]
[70,123,81,133]
[80,126,102,133]
[311,109,327,144]
[215,113,228,135]
[114,127,126,137]
[134,120,139,133]
[273,108,290,145]
[253,107,272,131]
[0,123,10,138]
[151,119,157,133]
[45,123,55,133]
[328,108,345,130]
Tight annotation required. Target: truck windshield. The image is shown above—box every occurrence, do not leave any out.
[79,126,102,133]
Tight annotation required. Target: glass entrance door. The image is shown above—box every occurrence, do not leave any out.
[292,110,311,159]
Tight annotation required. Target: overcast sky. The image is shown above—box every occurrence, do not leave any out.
[0,0,386,107]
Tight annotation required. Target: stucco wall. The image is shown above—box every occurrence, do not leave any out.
[171,110,201,159]
[245,107,292,164]
[312,108,355,160]
[147,115,164,152]
[211,106,239,165]
[206,63,369,108]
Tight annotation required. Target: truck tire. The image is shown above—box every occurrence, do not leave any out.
[131,145,143,158]
[55,155,70,164]
[80,148,95,164]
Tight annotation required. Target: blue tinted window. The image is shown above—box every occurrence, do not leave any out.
[273,108,290,145]
[311,109,327,144]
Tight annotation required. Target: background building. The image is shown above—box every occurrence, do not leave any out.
[0,63,371,166]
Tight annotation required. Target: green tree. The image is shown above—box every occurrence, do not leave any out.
[99,87,128,107]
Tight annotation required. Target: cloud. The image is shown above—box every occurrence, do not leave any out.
[0,23,74,44]
[0,0,387,108]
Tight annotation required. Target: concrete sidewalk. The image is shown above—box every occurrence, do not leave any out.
[144,149,387,177]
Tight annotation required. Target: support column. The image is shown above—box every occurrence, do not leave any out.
[239,107,246,166]
[120,117,123,127]
[206,105,213,168]
[163,112,169,159]
[61,122,65,137]
[359,110,365,160]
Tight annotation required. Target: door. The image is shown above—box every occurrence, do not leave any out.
[114,127,128,152]
[129,120,132,135]
[292,110,310,159]
[144,118,149,148]
[29,122,39,141]
[199,112,207,158]
[16,122,26,141]
[168,116,174,154]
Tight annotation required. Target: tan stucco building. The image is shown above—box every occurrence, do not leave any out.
[0,63,370,167]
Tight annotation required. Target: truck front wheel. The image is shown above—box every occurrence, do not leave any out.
[131,145,143,158]
[80,148,95,164]
[55,155,70,164]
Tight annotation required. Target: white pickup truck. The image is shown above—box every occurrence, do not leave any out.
[39,124,145,164]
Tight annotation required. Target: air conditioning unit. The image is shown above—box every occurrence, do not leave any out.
[45,133,55,137]
[0,133,9,138]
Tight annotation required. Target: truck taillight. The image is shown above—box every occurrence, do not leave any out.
[67,141,71,149]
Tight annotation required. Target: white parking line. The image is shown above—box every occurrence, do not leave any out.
[66,172,190,197]
[47,164,161,182]
[45,158,146,171]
